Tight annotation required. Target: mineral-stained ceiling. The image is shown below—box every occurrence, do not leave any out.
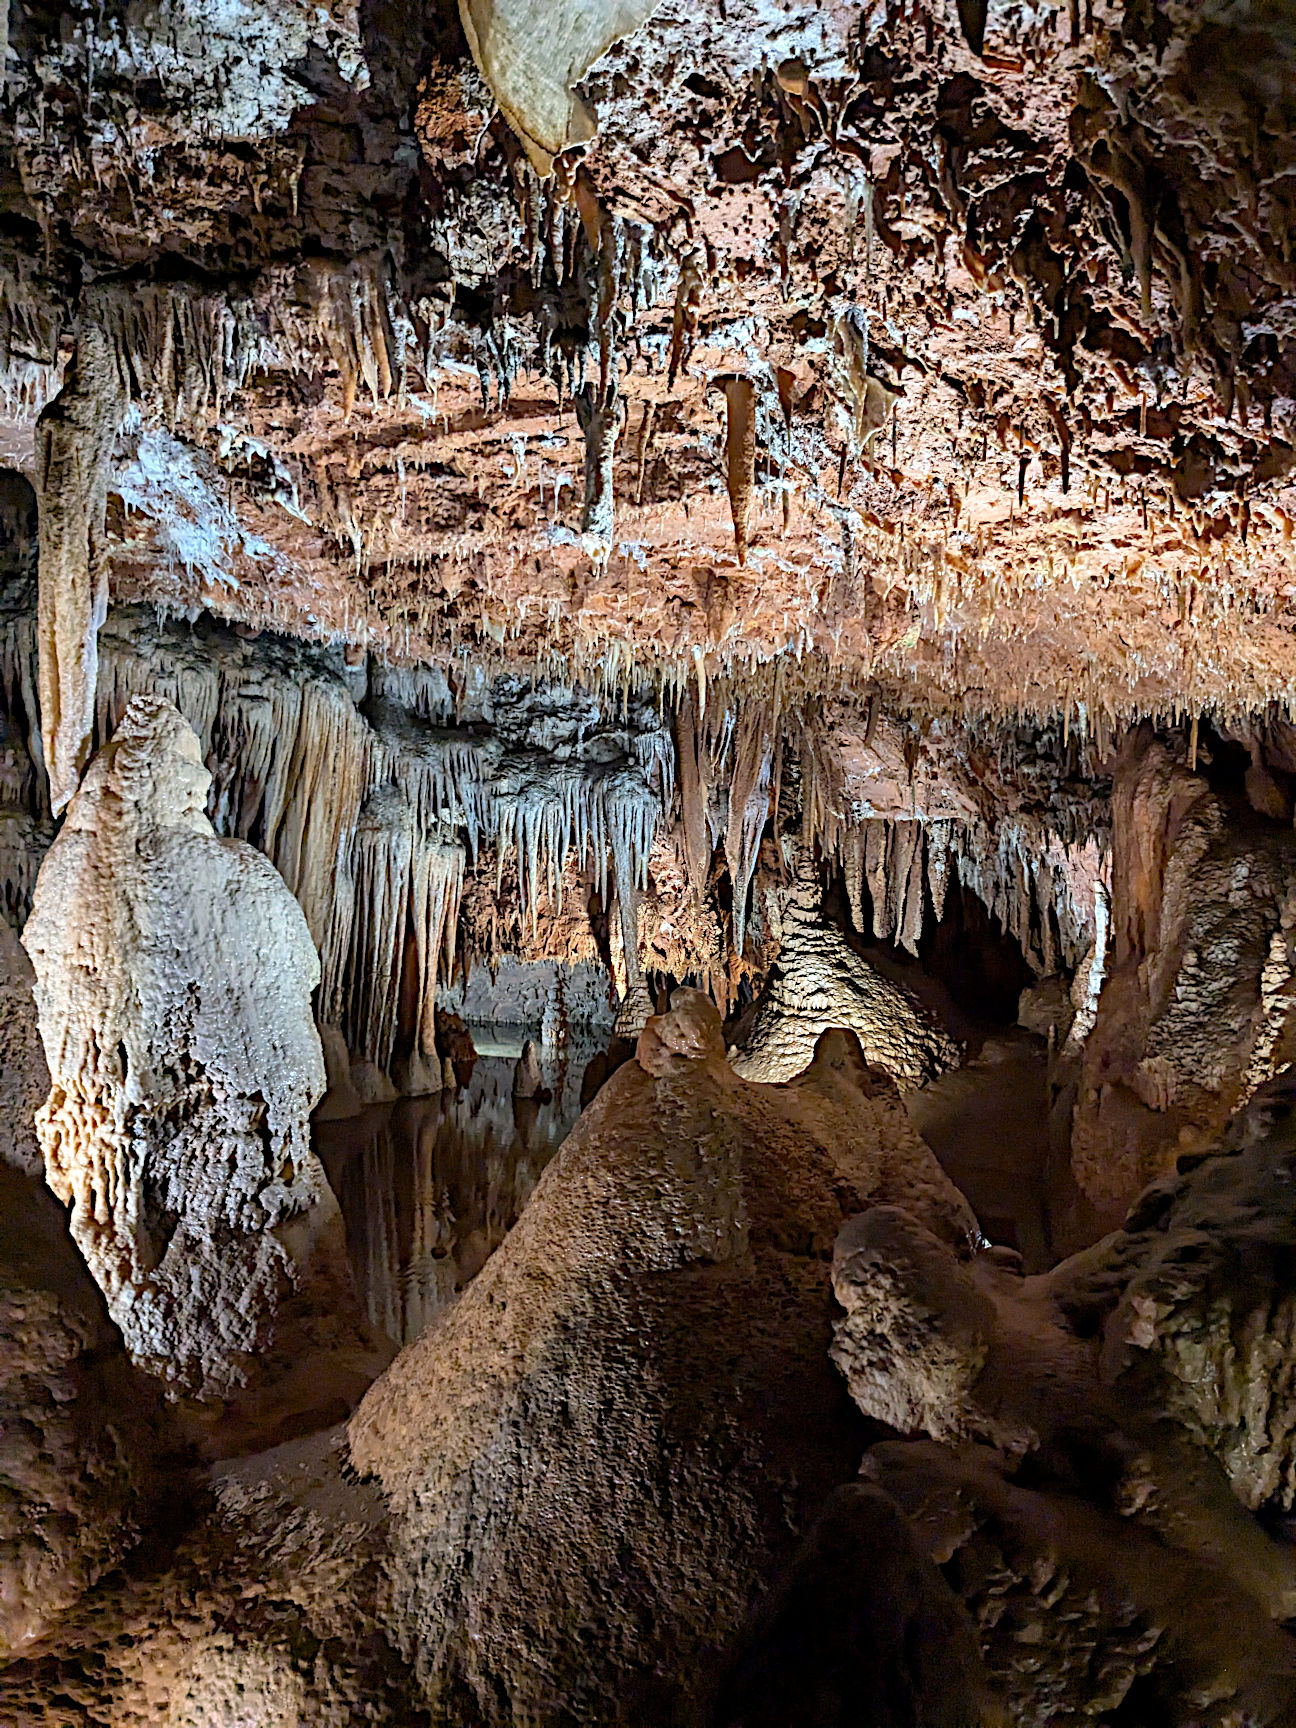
[9,6,1296,1723]
[2,0,1294,751]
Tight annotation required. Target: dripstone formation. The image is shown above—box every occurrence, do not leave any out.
[1,0,1296,1722]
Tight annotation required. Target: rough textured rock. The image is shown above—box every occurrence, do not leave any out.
[0,1161,166,1660]
[0,1429,427,1728]
[348,989,977,1724]
[1064,724,1296,1218]
[0,919,48,1178]
[33,326,124,815]
[713,1481,994,1728]
[22,694,382,1414]
[830,1075,1296,1724]
[1054,1082,1296,1518]
[1,0,1293,738]
[730,857,961,1089]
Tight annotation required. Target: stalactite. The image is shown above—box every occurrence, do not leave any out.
[667,246,704,388]
[676,692,710,905]
[575,380,621,560]
[91,611,674,1073]
[35,324,125,814]
[721,376,757,566]
[725,705,774,959]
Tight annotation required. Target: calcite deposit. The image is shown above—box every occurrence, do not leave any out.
[0,0,1295,1721]
[21,695,382,1415]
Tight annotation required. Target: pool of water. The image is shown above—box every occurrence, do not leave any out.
[315,1036,596,1347]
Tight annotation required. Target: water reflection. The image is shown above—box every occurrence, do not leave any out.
[315,1037,594,1347]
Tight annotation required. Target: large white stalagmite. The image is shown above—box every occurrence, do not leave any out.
[22,695,362,1401]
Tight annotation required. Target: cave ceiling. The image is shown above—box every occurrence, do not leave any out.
[1,0,1294,728]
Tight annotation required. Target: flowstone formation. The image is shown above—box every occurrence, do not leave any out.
[21,695,380,1412]
[730,854,961,1087]
[2,0,1296,1722]
[1062,722,1296,1222]
[827,1079,1296,1726]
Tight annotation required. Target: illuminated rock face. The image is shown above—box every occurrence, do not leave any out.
[1062,725,1296,1223]
[730,855,961,1089]
[348,992,978,1723]
[22,695,344,1400]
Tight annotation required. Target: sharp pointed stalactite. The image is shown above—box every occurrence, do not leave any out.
[721,376,757,566]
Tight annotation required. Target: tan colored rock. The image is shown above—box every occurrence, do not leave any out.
[831,1075,1296,1724]
[35,324,125,816]
[1066,725,1296,1218]
[0,919,49,1177]
[730,857,961,1088]
[457,0,660,172]
[348,990,977,1723]
[22,695,381,1413]
[0,1162,165,1658]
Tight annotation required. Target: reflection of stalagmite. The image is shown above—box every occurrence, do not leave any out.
[731,856,960,1088]
[22,696,371,1403]
[35,325,125,814]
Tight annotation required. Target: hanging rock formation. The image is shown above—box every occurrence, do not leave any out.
[731,856,961,1088]
[34,325,124,815]
[21,695,381,1412]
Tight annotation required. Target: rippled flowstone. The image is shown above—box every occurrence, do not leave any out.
[22,694,384,1419]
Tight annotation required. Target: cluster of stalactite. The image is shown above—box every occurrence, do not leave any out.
[830,816,1107,974]
[0,583,1112,1080]
[0,605,673,1081]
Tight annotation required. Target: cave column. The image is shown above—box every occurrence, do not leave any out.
[35,323,125,815]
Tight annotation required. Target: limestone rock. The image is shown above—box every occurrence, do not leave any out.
[348,990,977,1724]
[22,695,378,1412]
[730,860,961,1089]
[830,1074,1296,1723]
[714,1481,994,1728]
[1065,725,1296,1219]
[34,324,124,816]
[458,0,661,172]
[0,919,48,1177]
[868,1440,1296,1728]
[0,1163,165,1658]
[1054,1080,1296,1518]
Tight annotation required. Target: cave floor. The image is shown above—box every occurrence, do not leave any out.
[906,1029,1053,1272]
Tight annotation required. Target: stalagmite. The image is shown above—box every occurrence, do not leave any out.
[21,697,375,1403]
[730,855,960,1088]
[35,325,125,814]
